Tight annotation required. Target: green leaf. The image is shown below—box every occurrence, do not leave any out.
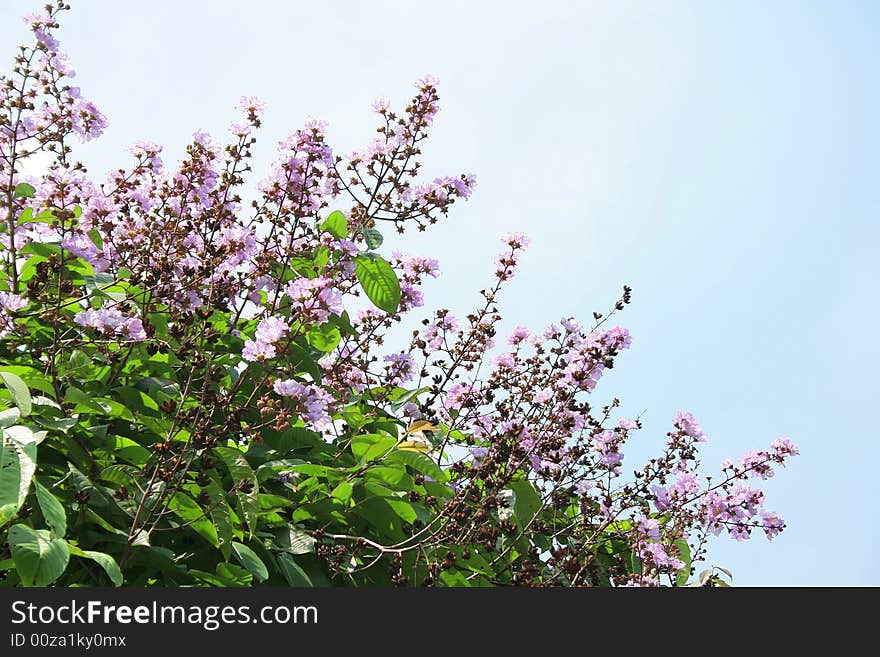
[68,545,123,586]
[0,371,32,417]
[0,440,36,528]
[33,416,77,434]
[0,408,21,429]
[506,480,543,528]
[351,433,396,463]
[387,449,447,483]
[215,563,253,587]
[331,480,353,504]
[34,479,66,537]
[191,563,253,587]
[8,524,70,586]
[439,568,471,587]
[214,446,259,537]
[205,480,234,561]
[232,542,269,582]
[389,386,430,411]
[355,253,401,314]
[167,493,219,547]
[306,323,341,353]
[277,553,313,586]
[13,183,35,199]
[320,210,348,239]
[675,539,692,587]
[64,386,108,414]
[4,424,45,446]
[65,350,93,377]
[20,242,61,258]
[364,465,409,488]
[275,526,316,555]
[363,228,383,250]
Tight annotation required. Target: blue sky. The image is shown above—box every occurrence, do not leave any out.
[2,0,877,585]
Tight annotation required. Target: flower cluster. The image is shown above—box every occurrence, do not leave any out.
[74,303,147,341]
[272,379,334,431]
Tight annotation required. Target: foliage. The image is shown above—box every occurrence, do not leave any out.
[0,2,797,587]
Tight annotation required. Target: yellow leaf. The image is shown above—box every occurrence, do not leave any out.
[398,439,431,453]
[406,420,437,435]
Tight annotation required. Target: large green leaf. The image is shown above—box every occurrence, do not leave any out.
[0,440,36,528]
[306,324,341,353]
[34,479,66,537]
[0,371,32,417]
[68,545,123,586]
[8,524,70,586]
[387,449,446,483]
[319,210,348,239]
[355,253,400,313]
[168,492,219,547]
[277,553,313,586]
[352,434,397,463]
[275,526,316,555]
[675,539,692,587]
[206,480,234,561]
[506,480,543,528]
[214,446,259,537]
[232,542,268,582]
[13,182,35,198]
[190,563,252,587]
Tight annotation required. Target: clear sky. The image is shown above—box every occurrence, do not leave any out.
[2,0,877,585]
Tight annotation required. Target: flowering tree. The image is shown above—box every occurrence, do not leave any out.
[0,2,797,588]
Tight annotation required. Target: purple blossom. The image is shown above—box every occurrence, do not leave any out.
[400,402,423,420]
[399,282,425,311]
[383,352,416,386]
[272,379,334,431]
[673,411,707,442]
[74,303,146,341]
[393,252,440,280]
[443,383,479,416]
[771,438,799,458]
[236,95,266,115]
[761,511,785,541]
[254,316,288,344]
[533,388,554,403]
[560,317,582,333]
[0,292,27,312]
[636,516,661,541]
[591,430,623,472]
[242,339,276,362]
[492,353,517,369]
[284,276,343,323]
[673,472,701,496]
[740,449,774,479]
[62,232,109,272]
[651,485,671,512]
[637,541,685,571]
[507,325,533,346]
[500,232,530,249]
[422,313,459,351]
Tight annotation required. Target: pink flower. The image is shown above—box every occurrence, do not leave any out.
[273,379,334,431]
[242,339,276,362]
[507,325,533,346]
[0,292,27,312]
[254,316,288,344]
